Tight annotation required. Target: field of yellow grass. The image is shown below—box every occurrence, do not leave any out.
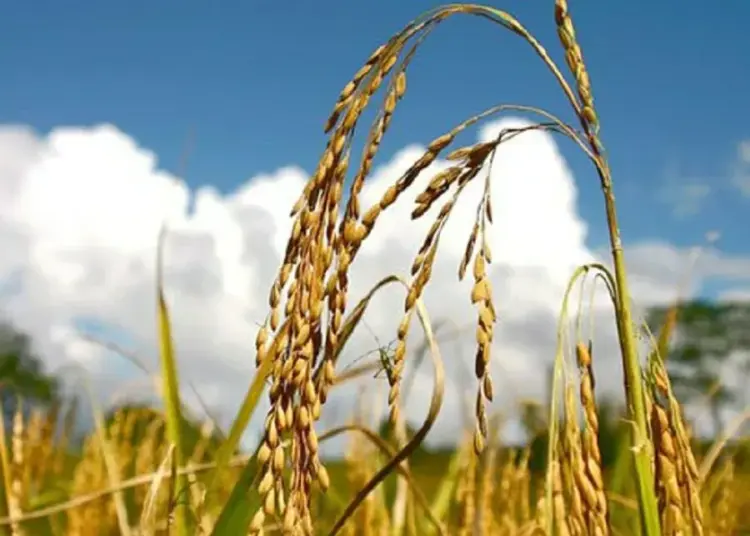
[0,395,748,535]
[1,1,748,535]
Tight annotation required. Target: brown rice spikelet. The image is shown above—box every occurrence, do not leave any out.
[575,342,609,535]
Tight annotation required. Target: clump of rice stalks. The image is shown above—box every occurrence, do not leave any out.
[545,262,649,536]
[6,1,747,535]
[236,0,665,533]
[647,358,704,536]
[0,398,79,536]
[548,340,609,536]
[448,429,544,536]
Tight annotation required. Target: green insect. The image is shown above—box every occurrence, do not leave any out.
[343,337,398,384]
[373,342,398,384]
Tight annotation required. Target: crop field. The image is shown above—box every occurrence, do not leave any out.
[1,2,748,535]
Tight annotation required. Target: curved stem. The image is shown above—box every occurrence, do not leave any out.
[327,297,445,536]
[318,425,445,535]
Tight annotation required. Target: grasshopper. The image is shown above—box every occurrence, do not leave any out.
[373,343,398,384]
[341,339,398,384]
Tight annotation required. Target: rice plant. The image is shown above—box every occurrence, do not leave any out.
[1,2,748,536]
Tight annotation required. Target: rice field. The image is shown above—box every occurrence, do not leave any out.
[1,2,748,535]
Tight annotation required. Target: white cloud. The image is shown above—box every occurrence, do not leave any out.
[1,121,749,453]
[658,178,712,218]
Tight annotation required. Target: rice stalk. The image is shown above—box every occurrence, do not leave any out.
[650,400,684,535]
[546,262,616,535]
[552,0,660,530]
[232,3,659,533]
[155,225,190,536]
[653,364,704,535]
[575,342,609,535]
[561,382,586,536]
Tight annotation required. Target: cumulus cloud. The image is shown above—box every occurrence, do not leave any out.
[1,120,748,453]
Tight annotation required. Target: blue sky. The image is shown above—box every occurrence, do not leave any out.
[2,1,748,255]
[1,1,749,442]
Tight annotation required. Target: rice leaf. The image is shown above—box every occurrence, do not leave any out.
[155,225,191,536]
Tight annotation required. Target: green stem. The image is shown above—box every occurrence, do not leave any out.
[599,167,661,536]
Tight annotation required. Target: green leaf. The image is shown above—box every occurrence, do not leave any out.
[155,226,191,536]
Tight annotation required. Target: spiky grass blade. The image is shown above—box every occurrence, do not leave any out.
[155,226,190,536]
[208,440,264,536]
